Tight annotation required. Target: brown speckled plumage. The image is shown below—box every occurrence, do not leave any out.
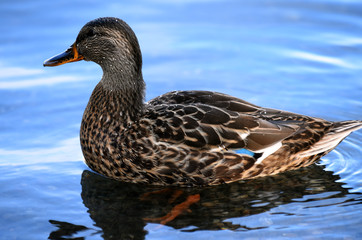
[44,17,362,186]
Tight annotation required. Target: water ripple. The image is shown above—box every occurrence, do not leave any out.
[287,50,359,69]
[320,134,362,193]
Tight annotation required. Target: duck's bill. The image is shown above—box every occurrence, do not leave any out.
[43,43,84,67]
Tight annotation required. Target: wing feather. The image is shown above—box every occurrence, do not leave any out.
[146,91,300,152]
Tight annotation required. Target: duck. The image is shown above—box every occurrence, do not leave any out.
[44,17,362,186]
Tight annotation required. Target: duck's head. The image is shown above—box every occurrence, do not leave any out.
[43,17,142,74]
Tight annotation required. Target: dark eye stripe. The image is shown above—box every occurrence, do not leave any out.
[87,29,95,37]
[76,28,96,44]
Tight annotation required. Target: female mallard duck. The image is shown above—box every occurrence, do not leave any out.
[44,17,362,186]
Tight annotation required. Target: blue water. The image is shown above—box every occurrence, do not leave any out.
[1,1,362,239]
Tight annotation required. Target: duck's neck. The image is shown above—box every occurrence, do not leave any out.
[98,62,145,121]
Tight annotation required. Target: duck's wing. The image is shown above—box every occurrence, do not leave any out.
[148,90,260,114]
[146,91,301,153]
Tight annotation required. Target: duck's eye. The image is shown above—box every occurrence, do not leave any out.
[86,29,96,37]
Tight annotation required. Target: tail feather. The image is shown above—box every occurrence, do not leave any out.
[330,120,362,133]
[299,120,362,157]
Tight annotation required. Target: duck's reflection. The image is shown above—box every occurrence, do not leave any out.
[49,165,348,239]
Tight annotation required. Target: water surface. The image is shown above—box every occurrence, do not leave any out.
[0,1,361,239]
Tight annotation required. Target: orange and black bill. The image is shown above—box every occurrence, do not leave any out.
[43,43,84,67]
